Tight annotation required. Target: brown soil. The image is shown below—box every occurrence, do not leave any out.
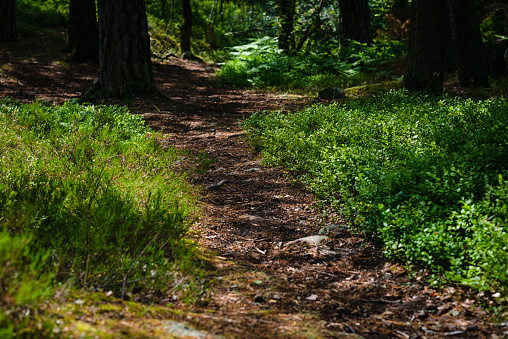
[1,32,507,338]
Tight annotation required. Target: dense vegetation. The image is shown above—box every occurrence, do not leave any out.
[243,92,508,308]
[3,0,508,334]
[215,37,406,91]
[0,100,200,336]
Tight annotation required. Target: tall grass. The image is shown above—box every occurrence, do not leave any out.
[243,91,508,304]
[0,99,199,334]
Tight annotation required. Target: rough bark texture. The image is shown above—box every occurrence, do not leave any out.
[449,0,490,87]
[81,0,158,100]
[180,0,193,54]
[278,0,296,54]
[66,0,99,62]
[403,0,448,94]
[0,0,16,42]
[338,0,373,46]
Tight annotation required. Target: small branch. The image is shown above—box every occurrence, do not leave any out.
[296,0,326,52]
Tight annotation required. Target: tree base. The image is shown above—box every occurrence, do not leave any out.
[80,77,160,103]
[181,51,204,62]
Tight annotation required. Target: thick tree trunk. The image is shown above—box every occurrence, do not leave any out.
[449,0,489,87]
[66,0,99,62]
[338,0,373,47]
[0,0,16,42]
[278,0,296,54]
[403,0,448,94]
[180,0,193,54]
[81,0,158,100]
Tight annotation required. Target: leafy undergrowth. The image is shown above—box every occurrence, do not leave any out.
[243,91,508,313]
[215,36,406,92]
[0,99,203,337]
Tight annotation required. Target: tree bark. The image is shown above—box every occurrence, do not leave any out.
[180,0,193,54]
[66,0,99,62]
[278,0,296,55]
[403,0,448,94]
[81,0,158,100]
[338,0,373,47]
[0,0,16,42]
[449,0,489,87]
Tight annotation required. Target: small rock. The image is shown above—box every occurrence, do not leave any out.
[285,235,329,247]
[163,320,212,338]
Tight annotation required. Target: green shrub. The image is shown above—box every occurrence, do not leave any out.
[0,100,198,294]
[17,0,68,34]
[243,91,508,298]
[0,231,55,338]
[215,36,405,91]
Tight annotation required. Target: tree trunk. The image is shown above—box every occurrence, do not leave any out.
[449,0,489,87]
[278,0,296,54]
[403,0,448,94]
[219,0,224,23]
[66,0,99,62]
[0,0,16,42]
[338,0,373,47]
[81,0,158,100]
[180,0,192,54]
[161,0,168,22]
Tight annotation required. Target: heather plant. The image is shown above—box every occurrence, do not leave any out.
[0,99,198,297]
[0,231,55,338]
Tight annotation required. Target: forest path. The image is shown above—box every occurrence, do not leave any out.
[0,33,504,338]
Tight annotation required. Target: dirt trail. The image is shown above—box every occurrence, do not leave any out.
[1,34,506,338]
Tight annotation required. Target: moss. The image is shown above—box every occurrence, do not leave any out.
[345,81,402,96]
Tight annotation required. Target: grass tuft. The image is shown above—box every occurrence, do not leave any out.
[0,99,201,333]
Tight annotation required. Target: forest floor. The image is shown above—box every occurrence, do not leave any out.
[1,32,507,338]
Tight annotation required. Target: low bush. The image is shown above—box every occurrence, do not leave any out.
[16,0,68,34]
[0,99,198,297]
[0,231,55,338]
[243,91,508,300]
[215,36,405,91]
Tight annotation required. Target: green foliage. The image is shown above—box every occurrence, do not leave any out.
[16,0,68,34]
[0,100,198,295]
[243,92,508,299]
[0,231,55,338]
[480,8,508,40]
[216,36,406,91]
